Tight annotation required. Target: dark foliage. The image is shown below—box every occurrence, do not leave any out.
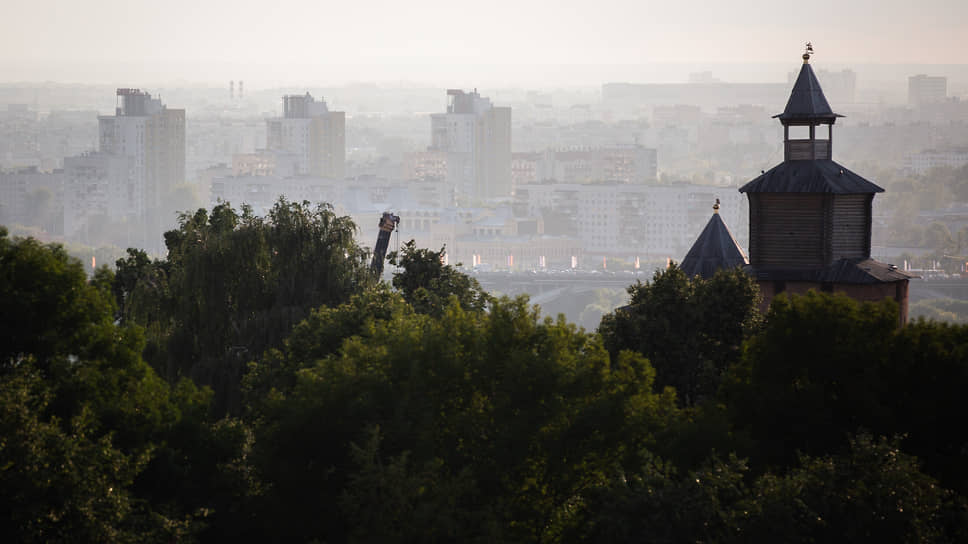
[388,239,490,316]
[599,263,761,405]
[6,216,968,542]
[113,198,372,414]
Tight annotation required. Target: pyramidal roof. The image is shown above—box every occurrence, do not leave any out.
[680,208,749,279]
[739,159,884,194]
[774,59,842,122]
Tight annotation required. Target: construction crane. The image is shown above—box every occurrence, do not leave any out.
[370,212,400,276]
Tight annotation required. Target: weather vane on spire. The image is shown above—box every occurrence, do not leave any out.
[803,42,814,63]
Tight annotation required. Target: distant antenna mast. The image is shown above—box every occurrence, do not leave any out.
[230,80,235,100]
[803,42,814,63]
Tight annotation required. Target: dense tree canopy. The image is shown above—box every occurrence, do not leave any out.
[114,199,373,414]
[6,205,968,542]
[726,291,968,494]
[570,434,966,543]
[0,228,235,542]
[248,291,677,541]
[599,263,761,405]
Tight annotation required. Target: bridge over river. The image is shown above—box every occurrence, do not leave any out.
[471,271,968,310]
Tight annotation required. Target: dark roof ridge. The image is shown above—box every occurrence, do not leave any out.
[739,159,884,194]
[681,212,749,279]
[747,258,917,284]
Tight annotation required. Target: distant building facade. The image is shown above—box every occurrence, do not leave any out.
[903,148,968,175]
[908,74,947,107]
[515,181,745,259]
[404,150,448,182]
[98,88,185,212]
[430,89,511,201]
[510,145,657,188]
[64,88,184,243]
[0,166,65,233]
[265,93,345,179]
[63,152,136,238]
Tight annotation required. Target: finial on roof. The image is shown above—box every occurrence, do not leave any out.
[803,42,813,64]
[713,198,720,214]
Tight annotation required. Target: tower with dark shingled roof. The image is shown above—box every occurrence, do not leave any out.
[681,199,749,279]
[739,47,915,322]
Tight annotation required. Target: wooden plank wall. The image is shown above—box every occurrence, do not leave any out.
[750,194,825,268]
[785,140,831,160]
[828,194,870,260]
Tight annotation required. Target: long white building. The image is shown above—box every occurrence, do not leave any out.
[903,148,968,175]
[515,182,747,259]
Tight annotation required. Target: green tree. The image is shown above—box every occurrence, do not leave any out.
[250,293,678,542]
[599,264,761,405]
[120,198,372,414]
[745,434,965,543]
[0,228,224,542]
[388,239,490,316]
[569,434,966,543]
[565,453,750,544]
[577,288,627,331]
[725,291,898,468]
[726,291,968,494]
[1,229,115,367]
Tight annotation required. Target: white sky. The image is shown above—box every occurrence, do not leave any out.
[2,0,966,86]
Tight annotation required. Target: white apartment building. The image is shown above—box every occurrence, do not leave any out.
[903,149,968,175]
[516,182,746,259]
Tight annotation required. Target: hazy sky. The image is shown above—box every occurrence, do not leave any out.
[3,0,966,86]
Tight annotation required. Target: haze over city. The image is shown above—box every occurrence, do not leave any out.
[3,0,967,86]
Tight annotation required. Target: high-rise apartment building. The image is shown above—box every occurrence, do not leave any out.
[265,93,345,178]
[64,88,184,244]
[98,88,185,211]
[430,89,511,202]
[908,74,947,106]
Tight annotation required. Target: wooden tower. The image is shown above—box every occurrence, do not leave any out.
[739,46,914,322]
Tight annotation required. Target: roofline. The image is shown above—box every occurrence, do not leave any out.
[772,113,844,122]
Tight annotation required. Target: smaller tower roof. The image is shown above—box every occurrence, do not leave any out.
[774,55,843,123]
[681,202,749,279]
